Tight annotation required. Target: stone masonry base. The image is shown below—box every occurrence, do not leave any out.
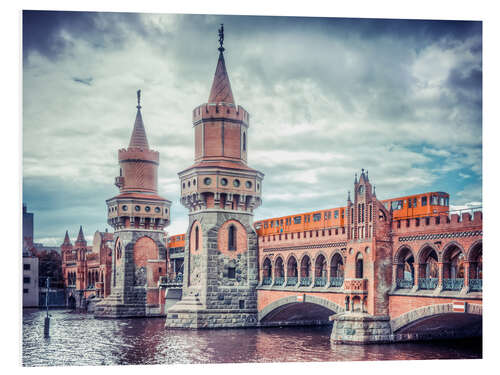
[330,313,393,344]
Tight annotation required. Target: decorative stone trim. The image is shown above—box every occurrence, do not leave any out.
[398,231,482,242]
[263,242,347,253]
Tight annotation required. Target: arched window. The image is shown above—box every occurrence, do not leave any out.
[228,225,236,251]
[243,132,246,151]
[195,226,199,250]
[355,253,363,278]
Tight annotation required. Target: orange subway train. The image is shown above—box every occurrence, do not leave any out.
[167,233,185,249]
[253,191,450,236]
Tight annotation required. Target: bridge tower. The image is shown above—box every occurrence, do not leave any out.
[165,26,264,328]
[95,91,171,318]
[332,169,394,343]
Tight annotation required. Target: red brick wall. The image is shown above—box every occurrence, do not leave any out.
[133,236,158,268]
[389,294,482,320]
[204,122,223,157]
[218,220,247,257]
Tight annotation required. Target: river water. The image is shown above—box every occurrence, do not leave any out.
[22,309,481,367]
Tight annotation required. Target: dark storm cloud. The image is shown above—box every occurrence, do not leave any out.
[23,10,145,61]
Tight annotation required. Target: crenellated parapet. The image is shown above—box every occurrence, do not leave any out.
[192,103,249,126]
[391,210,482,235]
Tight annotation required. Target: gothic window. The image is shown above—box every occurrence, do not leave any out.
[195,226,199,250]
[228,267,236,279]
[228,225,236,251]
[355,253,364,279]
[243,132,246,151]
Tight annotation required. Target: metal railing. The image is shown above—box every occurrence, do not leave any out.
[262,277,272,286]
[418,278,438,290]
[286,277,298,286]
[330,277,344,288]
[314,277,327,287]
[396,278,414,289]
[273,277,285,286]
[469,278,482,292]
[299,277,312,286]
[442,278,464,291]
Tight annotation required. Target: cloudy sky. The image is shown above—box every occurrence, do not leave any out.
[22,11,482,246]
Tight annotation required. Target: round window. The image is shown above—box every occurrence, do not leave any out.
[135,205,141,212]
[145,206,151,212]
[155,207,161,213]
[245,181,252,189]
[122,205,128,211]
[204,177,212,185]
[221,178,228,186]
[233,179,240,187]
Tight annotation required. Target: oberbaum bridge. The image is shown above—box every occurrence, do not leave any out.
[61,26,482,344]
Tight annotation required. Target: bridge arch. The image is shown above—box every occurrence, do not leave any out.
[390,303,482,337]
[258,294,344,323]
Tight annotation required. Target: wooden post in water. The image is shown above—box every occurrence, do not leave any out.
[44,277,50,338]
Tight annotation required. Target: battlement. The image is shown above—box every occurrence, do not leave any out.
[259,226,348,248]
[391,210,482,234]
[192,103,249,126]
[118,147,159,163]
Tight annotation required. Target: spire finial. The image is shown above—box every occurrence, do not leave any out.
[373,185,376,196]
[218,24,225,52]
[137,89,141,110]
[348,190,351,202]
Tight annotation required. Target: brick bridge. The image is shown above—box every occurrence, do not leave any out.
[256,207,482,343]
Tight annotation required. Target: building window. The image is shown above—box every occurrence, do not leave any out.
[233,179,240,187]
[245,180,252,189]
[135,205,141,212]
[23,264,30,271]
[155,207,161,213]
[243,132,246,151]
[220,178,228,186]
[228,267,236,279]
[23,277,30,284]
[355,253,364,279]
[228,225,236,251]
[23,288,29,294]
[195,226,199,250]
[145,206,151,212]
[204,177,212,185]
[239,300,245,309]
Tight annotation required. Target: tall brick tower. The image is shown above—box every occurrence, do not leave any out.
[95,90,171,318]
[165,25,264,328]
[331,169,394,343]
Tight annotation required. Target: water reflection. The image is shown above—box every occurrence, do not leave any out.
[22,309,481,367]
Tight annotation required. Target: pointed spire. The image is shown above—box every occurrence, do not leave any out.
[75,225,87,247]
[63,230,72,245]
[208,25,235,105]
[373,185,376,197]
[354,173,358,184]
[128,89,150,149]
[347,190,351,202]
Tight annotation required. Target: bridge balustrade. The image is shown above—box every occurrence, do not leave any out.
[396,278,414,289]
[262,277,272,286]
[299,277,312,287]
[469,279,482,291]
[273,277,284,286]
[442,278,464,291]
[330,277,344,288]
[314,277,327,287]
[286,277,298,286]
[418,278,438,290]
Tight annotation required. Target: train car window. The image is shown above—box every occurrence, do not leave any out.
[384,202,389,210]
[280,219,283,226]
[408,199,412,208]
[313,213,321,222]
[270,221,273,228]
[264,222,268,228]
[445,197,449,206]
[324,212,328,220]
[328,212,332,219]
[439,197,444,206]
[341,209,344,218]
[293,216,302,224]
[430,195,438,205]
[413,198,417,207]
[391,201,403,210]
[334,210,339,219]
[422,196,427,206]
[275,220,279,226]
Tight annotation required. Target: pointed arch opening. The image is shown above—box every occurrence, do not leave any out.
[314,254,327,286]
[355,252,364,279]
[286,256,298,286]
[330,253,344,287]
[418,246,439,290]
[300,255,312,286]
